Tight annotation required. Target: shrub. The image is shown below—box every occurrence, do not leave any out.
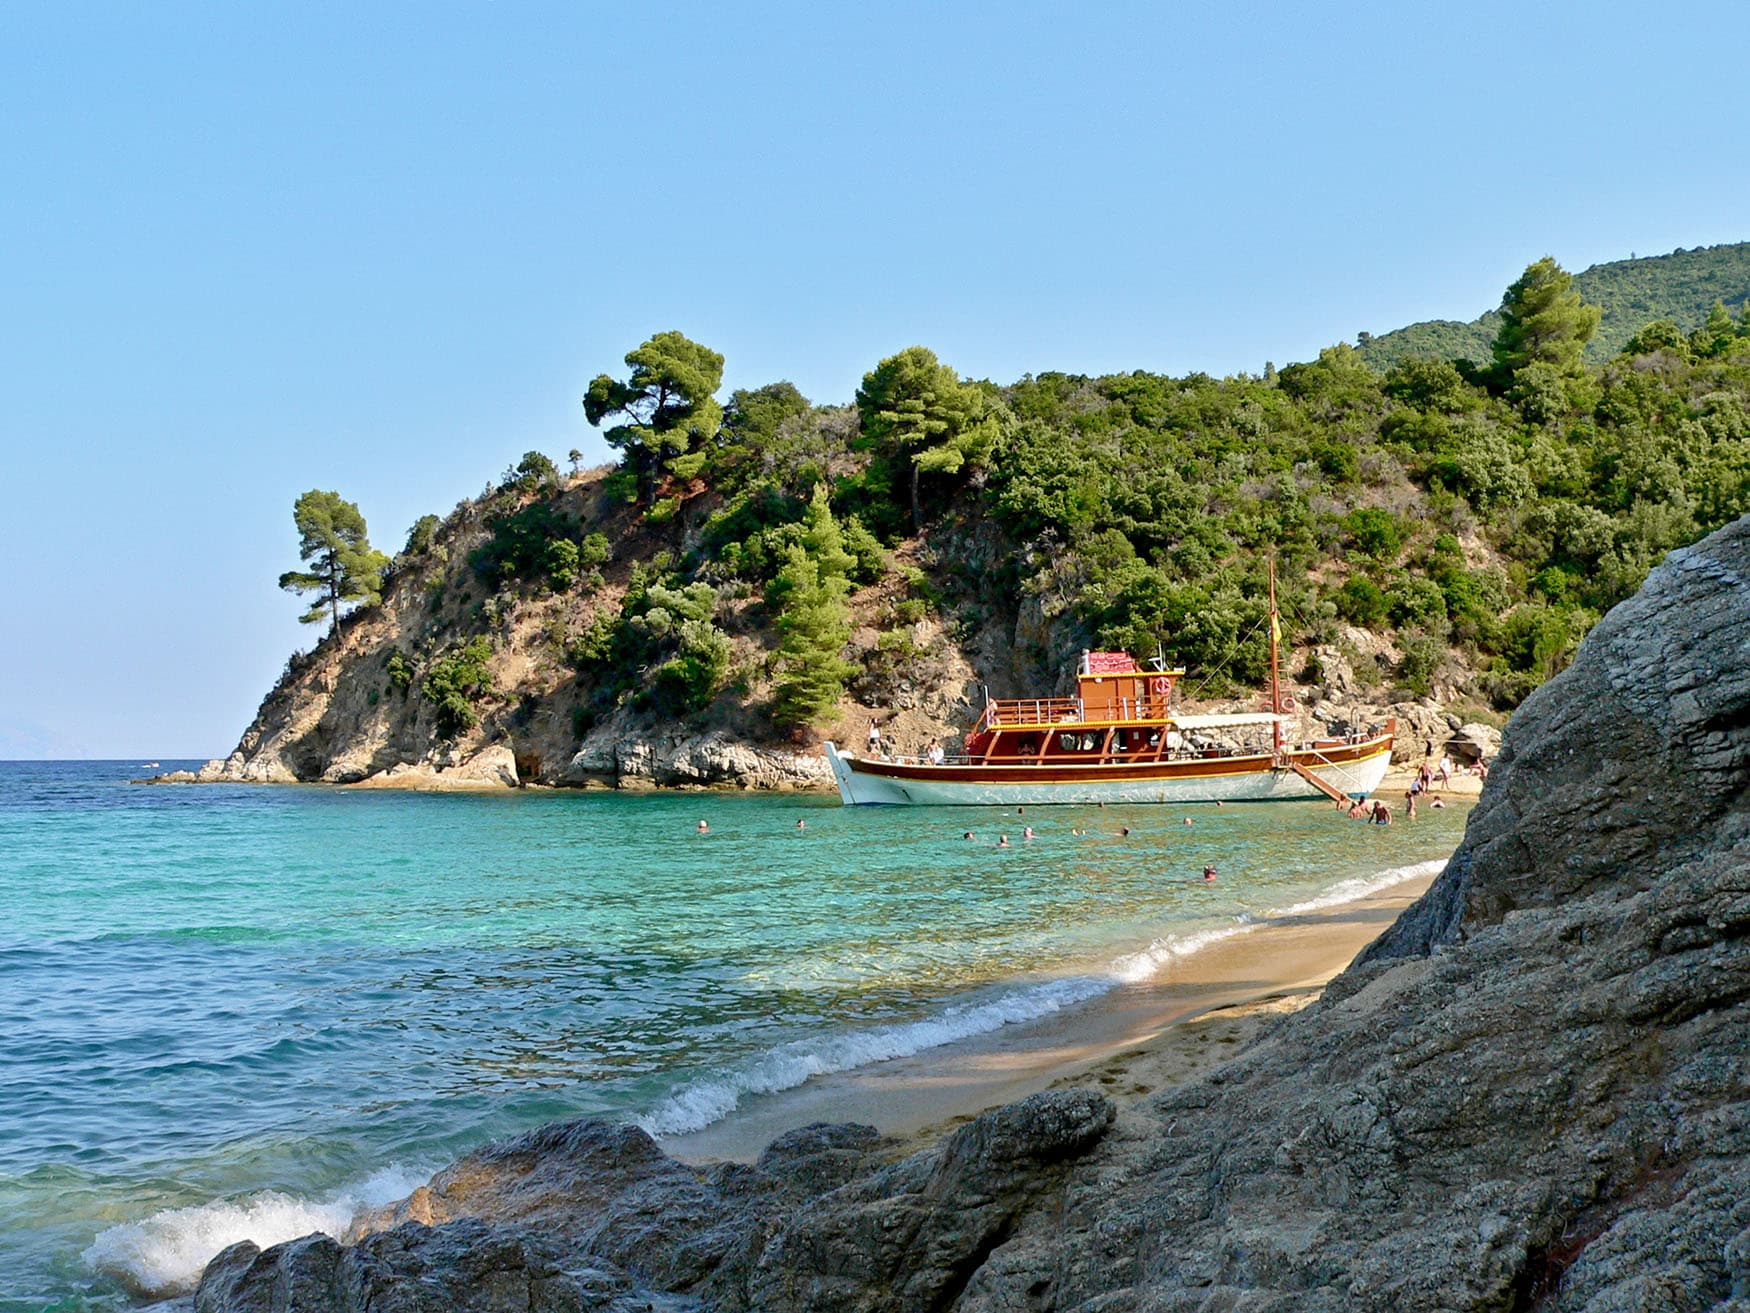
[1334,576,1388,628]
[1341,508,1403,559]
[423,637,496,737]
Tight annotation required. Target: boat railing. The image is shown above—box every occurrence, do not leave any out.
[978,696,1174,728]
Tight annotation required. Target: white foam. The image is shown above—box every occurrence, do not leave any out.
[1266,858,1447,918]
[638,974,1113,1136]
[1108,920,1258,984]
[643,856,1450,1138]
[83,1165,424,1297]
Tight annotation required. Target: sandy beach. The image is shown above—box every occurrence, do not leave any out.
[665,864,1440,1164]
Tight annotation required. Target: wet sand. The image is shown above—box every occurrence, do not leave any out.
[665,868,1436,1163]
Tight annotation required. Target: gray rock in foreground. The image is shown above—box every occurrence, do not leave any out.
[198,518,1750,1310]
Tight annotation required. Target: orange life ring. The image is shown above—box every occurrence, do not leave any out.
[1149,676,1170,696]
[1279,695,1298,712]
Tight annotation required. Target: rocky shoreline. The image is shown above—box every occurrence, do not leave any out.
[144,710,1500,795]
[173,516,1750,1311]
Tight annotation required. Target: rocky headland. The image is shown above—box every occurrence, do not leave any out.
[150,475,1502,795]
[181,515,1750,1309]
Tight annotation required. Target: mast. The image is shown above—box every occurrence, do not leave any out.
[1268,556,1283,756]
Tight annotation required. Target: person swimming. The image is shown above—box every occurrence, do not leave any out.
[1202,865,1217,882]
[697,820,709,834]
[997,834,1011,848]
[1022,826,1035,840]
[796,818,806,829]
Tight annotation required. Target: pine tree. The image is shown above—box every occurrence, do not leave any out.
[583,331,724,504]
[769,492,856,728]
[1491,257,1601,381]
[278,490,389,632]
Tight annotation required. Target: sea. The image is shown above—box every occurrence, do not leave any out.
[0,759,1468,1311]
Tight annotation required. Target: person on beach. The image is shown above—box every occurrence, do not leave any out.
[1436,754,1452,786]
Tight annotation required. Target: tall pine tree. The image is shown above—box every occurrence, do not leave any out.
[769,492,856,728]
[278,490,389,632]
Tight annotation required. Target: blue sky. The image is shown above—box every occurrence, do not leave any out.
[4,1,1748,757]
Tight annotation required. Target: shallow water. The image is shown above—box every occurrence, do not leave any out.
[0,760,1468,1309]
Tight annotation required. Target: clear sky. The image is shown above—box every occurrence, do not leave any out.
[4,1,1748,758]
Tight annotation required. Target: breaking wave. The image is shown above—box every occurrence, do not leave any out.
[83,1166,424,1297]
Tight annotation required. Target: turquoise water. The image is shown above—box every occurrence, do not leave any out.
[0,760,1467,1310]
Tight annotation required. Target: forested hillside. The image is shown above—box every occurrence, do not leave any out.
[217,252,1750,787]
[1357,241,1750,367]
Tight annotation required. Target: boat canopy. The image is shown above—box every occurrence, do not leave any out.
[1168,713,1284,729]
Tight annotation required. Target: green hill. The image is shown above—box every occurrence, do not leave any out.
[1357,242,1750,368]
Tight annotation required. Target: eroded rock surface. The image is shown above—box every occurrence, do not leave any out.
[197,518,1750,1310]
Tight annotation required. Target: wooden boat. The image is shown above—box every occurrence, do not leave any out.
[826,569,1393,806]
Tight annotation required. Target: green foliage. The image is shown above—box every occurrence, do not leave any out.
[1397,631,1444,696]
[1334,575,1388,628]
[403,514,441,557]
[856,346,1005,530]
[770,493,857,727]
[278,490,390,631]
[578,532,610,569]
[423,637,496,737]
[470,502,583,592]
[1491,257,1601,382]
[384,650,413,692]
[503,450,559,493]
[584,331,725,504]
[1341,508,1403,559]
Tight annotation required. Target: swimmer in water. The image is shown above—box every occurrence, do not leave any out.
[1184,817,1194,826]
[796,818,806,829]
[963,831,975,840]
[1120,826,1132,836]
[1022,826,1035,840]
[998,834,1011,848]
[697,820,709,834]
[1202,865,1217,882]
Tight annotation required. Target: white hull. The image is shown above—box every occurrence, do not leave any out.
[824,742,1393,807]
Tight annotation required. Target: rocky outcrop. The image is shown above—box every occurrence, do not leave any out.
[195,515,1750,1311]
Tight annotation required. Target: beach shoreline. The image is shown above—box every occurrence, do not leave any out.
[662,865,1439,1164]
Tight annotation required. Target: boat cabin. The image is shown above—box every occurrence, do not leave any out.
[961,651,1201,765]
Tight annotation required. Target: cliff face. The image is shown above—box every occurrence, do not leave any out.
[193,516,1750,1310]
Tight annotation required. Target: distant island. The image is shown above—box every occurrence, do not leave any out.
[165,245,1750,790]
